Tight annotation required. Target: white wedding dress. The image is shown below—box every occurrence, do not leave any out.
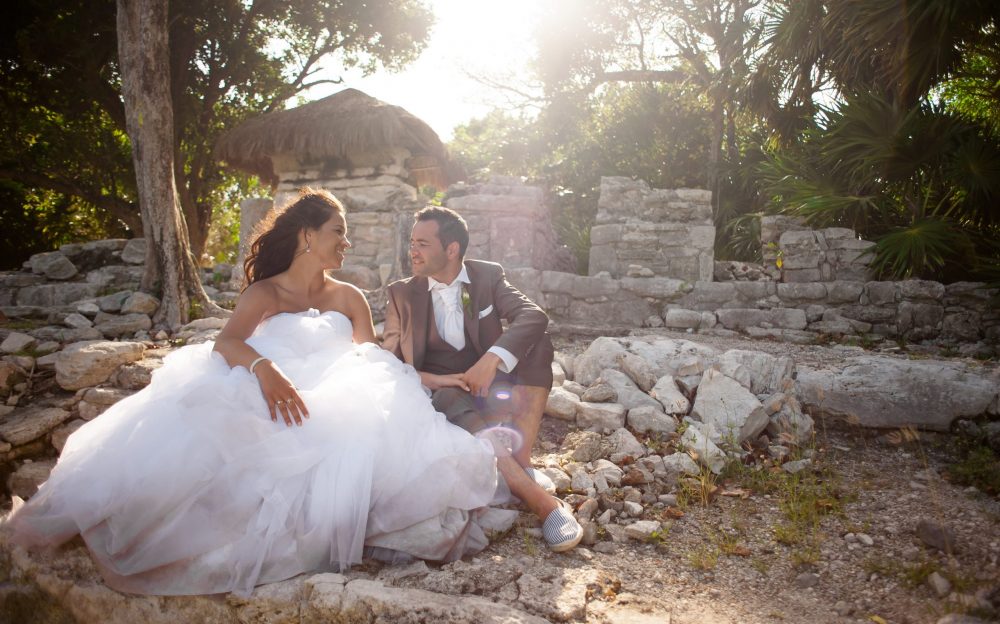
[7,309,504,596]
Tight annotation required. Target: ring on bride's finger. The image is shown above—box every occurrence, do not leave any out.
[275,400,285,405]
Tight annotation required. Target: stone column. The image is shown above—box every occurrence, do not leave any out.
[228,197,273,291]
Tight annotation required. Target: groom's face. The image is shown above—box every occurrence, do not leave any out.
[409,220,452,280]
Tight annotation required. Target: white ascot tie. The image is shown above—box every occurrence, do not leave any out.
[431,281,466,351]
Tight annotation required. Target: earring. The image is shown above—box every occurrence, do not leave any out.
[305,244,311,253]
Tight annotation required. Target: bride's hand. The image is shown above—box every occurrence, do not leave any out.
[419,372,470,392]
[254,361,309,426]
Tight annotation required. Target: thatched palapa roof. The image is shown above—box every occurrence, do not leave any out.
[215,88,458,188]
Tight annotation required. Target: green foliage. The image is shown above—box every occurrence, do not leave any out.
[0,0,432,263]
[947,438,1000,495]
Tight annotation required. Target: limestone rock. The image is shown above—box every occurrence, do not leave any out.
[52,418,87,452]
[624,520,661,540]
[540,467,572,493]
[690,369,769,445]
[29,251,78,280]
[626,405,677,435]
[617,352,657,391]
[576,402,626,432]
[797,356,1000,430]
[122,292,160,315]
[120,238,147,264]
[551,361,566,386]
[649,374,690,414]
[8,459,57,498]
[574,337,628,386]
[0,360,27,396]
[545,386,580,421]
[581,381,616,403]
[715,349,795,395]
[663,308,704,330]
[95,313,152,338]
[96,290,132,313]
[598,369,661,411]
[603,428,645,459]
[63,312,94,329]
[55,340,145,390]
[661,451,701,478]
[1,332,37,354]
[766,396,814,445]
[29,325,104,343]
[565,430,604,462]
[0,407,72,445]
[680,423,726,474]
[591,459,624,486]
[716,308,807,331]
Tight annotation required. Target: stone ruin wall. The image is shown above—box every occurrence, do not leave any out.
[506,177,998,349]
[233,176,573,293]
[588,177,714,282]
[2,176,997,351]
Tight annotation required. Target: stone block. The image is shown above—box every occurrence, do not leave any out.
[15,282,101,307]
[0,407,72,445]
[825,281,865,303]
[55,340,145,390]
[120,238,147,264]
[1,332,37,354]
[576,402,627,431]
[716,308,808,331]
[690,369,769,445]
[899,279,945,301]
[8,459,57,498]
[776,282,827,302]
[29,251,78,280]
[662,308,703,329]
[781,268,824,283]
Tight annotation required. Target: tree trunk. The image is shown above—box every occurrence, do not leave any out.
[116,0,225,329]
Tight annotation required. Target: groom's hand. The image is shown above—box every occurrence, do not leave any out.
[464,353,501,398]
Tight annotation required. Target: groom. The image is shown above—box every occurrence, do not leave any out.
[383,206,555,490]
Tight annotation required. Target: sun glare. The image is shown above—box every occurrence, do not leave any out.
[311,0,542,139]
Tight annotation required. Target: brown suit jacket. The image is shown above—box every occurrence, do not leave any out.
[382,259,553,386]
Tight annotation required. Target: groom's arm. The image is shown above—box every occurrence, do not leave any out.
[489,265,549,361]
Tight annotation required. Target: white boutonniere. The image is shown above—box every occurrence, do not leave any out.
[461,287,472,315]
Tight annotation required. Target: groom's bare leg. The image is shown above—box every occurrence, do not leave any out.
[495,450,557,519]
[511,385,547,467]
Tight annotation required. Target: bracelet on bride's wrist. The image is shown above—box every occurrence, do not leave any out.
[249,356,269,375]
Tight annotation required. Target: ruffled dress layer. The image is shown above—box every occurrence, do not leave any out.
[7,309,500,596]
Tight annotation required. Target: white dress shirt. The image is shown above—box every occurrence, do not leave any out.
[427,266,518,373]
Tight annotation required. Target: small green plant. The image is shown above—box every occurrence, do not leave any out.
[947,441,1000,495]
[522,530,537,556]
[790,543,821,566]
[188,299,204,321]
[646,526,671,546]
[687,544,719,571]
[774,523,804,546]
[750,557,770,575]
[0,318,45,331]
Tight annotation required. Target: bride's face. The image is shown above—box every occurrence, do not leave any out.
[305,212,351,270]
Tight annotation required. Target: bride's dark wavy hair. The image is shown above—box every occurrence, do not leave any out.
[243,188,344,288]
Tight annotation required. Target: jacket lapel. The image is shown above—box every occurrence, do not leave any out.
[463,261,483,354]
[409,278,430,369]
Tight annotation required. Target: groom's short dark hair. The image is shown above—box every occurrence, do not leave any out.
[414,206,470,257]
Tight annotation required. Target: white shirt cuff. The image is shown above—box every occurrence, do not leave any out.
[488,346,518,373]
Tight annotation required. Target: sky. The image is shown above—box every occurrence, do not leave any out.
[304,0,542,141]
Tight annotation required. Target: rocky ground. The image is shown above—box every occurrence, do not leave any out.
[1,328,998,624]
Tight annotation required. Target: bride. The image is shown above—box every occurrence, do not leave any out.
[5,189,581,596]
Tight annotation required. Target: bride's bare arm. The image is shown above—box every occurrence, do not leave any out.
[213,284,308,426]
[342,284,377,345]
